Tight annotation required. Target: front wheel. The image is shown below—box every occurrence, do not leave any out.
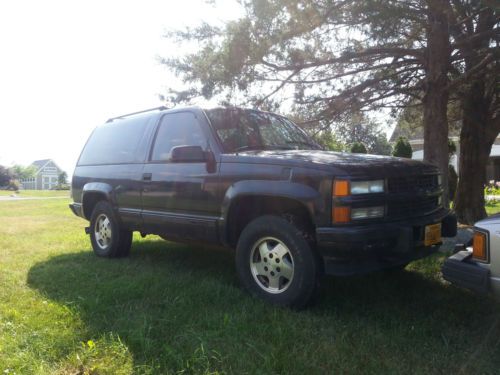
[235,215,320,309]
[89,201,132,258]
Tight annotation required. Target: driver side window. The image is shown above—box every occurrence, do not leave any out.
[151,112,206,161]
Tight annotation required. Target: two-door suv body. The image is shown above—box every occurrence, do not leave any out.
[70,106,457,307]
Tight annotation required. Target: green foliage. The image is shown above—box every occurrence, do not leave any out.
[485,181,500,196]
[58,171,68,185]
[370,134,392,156]
[392,137,413,158]
[313,130,345,152]
[54,183,70,190]
[350,142,367,154]
[485,199,500,215]
[162,0,434,115]
[10,164,37,180]
[7,179,20,191]
[327,112,391,155]
[0,165,11,186]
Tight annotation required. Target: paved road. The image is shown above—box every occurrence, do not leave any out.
[0,196,68,201]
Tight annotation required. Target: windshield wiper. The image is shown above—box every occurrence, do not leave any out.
[234,145,293,152]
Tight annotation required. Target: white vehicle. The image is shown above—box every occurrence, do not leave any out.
[442,215,500,297]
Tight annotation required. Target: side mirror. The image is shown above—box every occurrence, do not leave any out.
[170,145,207,163]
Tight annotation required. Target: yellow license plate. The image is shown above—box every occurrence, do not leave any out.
[424,223,442,246]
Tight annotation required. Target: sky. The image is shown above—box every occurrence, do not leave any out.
[0,0,242,176]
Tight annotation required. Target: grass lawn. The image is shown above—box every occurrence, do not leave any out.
[485,199,500,216]
[0,189,69,197]
[1,199,499,374]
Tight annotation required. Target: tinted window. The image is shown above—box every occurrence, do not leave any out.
[205,108,319,152]
[151,112,206,161]
[78,116,151,165]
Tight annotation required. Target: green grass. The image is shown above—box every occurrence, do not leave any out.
[0,189,69,197]
[1,199,500,374]
[486,200,500,216]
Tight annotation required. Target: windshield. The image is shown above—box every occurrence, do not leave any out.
[205,108,321,153]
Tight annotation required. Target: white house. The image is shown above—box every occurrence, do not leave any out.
[21,159,64,190]
[409,136,500,180]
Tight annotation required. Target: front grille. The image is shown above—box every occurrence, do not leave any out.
[388,175,438,193]
[387,196,439,218]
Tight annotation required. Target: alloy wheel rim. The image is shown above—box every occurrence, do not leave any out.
[94,214,112,250]
[249,236,294,294]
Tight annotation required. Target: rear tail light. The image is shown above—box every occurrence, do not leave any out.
[472,231,488,262]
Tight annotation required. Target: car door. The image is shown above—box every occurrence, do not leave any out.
[141,110,220,242]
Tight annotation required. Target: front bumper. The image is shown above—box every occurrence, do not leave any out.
[442,250,490,294]
[316,210,456,276]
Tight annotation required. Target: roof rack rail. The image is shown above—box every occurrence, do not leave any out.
[106,106,168,123]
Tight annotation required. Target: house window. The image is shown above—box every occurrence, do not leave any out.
[44,167,57,172]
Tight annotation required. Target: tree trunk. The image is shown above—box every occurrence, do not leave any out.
[454,79,497,224]
[423,0,451,207]
[452,7,499,224]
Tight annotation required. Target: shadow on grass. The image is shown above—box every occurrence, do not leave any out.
[27,239,500,373]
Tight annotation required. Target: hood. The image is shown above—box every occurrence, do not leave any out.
[476,213,500,227]
[224,149,438,177]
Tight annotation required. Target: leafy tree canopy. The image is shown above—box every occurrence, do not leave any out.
[163,0,497,124]
[58,171,68,185]
[10,165,37,180]
[0,165,11,187]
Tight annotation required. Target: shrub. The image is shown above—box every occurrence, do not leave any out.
[7,180,20,192]
[485,180,500,196]
[350,142,367,153]
[54,183,70,190]
[392,136,413,158]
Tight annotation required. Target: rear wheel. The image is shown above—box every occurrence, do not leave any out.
[89,201,132,257]
[236,215,320,309]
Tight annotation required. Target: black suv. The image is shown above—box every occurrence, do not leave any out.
[70,106,456,308]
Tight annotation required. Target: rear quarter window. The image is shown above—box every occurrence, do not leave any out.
[78,115,153,165]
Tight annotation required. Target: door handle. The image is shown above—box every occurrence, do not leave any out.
[142,173,152,181]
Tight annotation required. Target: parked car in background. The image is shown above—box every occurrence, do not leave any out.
[70,106,457,308]
[443,215,500,298]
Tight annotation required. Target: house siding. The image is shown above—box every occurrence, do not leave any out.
[21,159,64,190]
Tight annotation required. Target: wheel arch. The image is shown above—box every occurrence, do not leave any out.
[221,181,322,247]
[81,182,114,220]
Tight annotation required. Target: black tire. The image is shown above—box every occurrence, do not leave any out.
[235,215,321,309]
[89,201,132,258]
[383,262,409,274]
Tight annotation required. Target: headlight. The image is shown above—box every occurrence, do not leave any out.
[350,180,384,194]
[351,206,384,220]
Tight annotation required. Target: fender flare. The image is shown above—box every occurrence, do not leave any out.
[81,182,115,219]
[220,180,324,244]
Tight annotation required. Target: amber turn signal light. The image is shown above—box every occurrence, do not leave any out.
[333,206,351,223]
[472,231,487,261]
[333,180,350,197]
